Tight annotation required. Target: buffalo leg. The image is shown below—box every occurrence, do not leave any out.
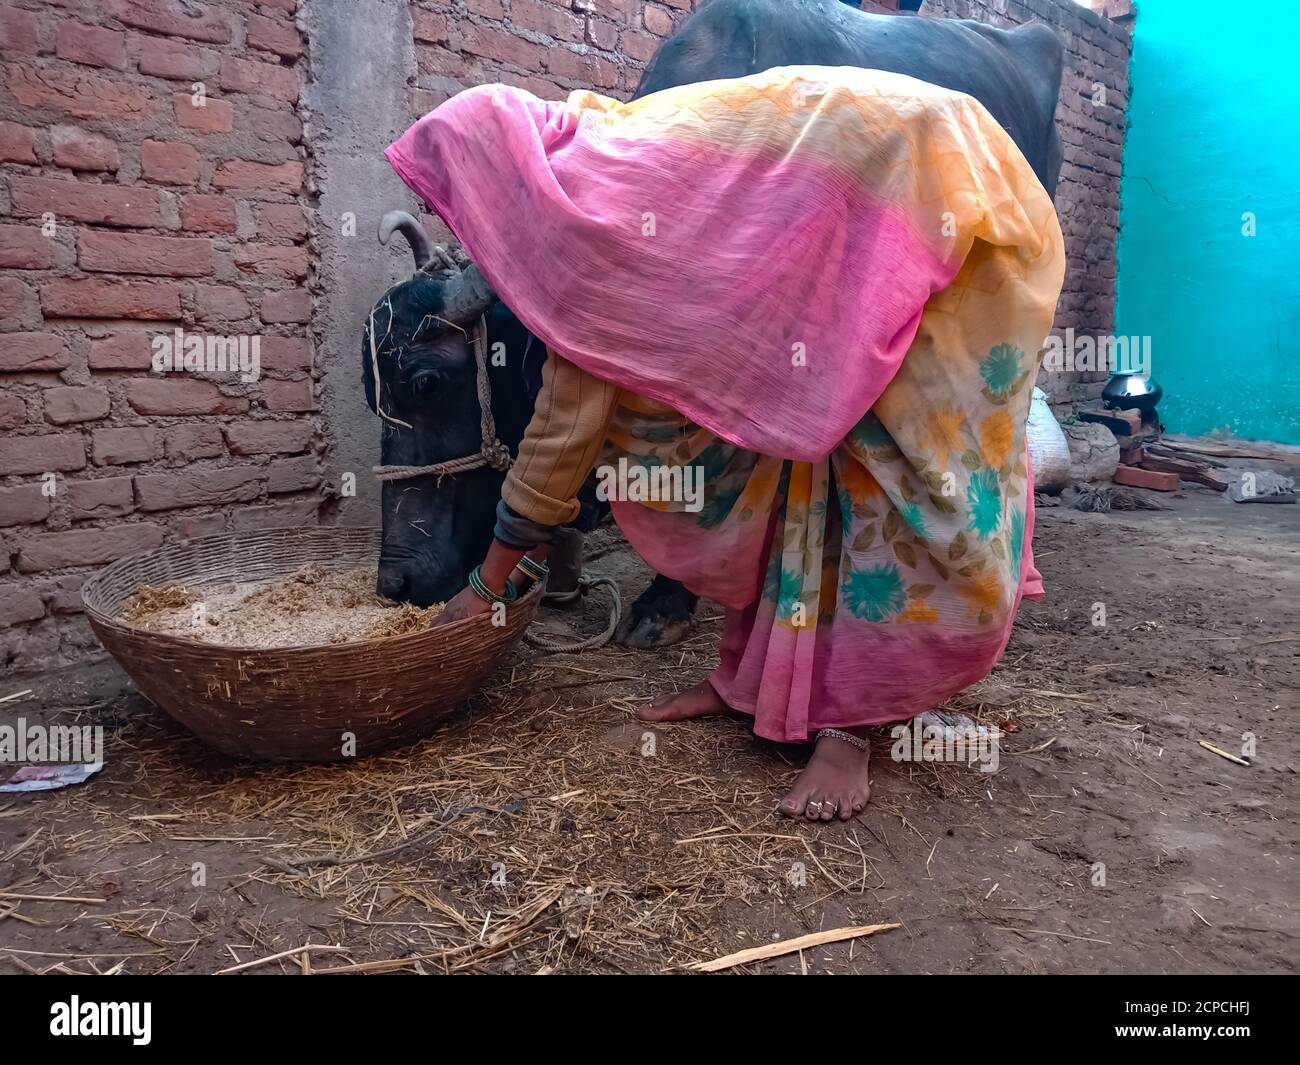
[616,572,698,648]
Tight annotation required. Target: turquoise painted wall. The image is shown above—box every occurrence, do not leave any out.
[1115,0,1300,444]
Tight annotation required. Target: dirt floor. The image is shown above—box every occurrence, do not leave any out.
[1,458,1297,974]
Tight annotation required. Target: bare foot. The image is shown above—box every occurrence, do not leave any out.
[636,679,729,722]
[779,730,872,822]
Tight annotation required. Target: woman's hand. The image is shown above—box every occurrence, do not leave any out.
[430,583,494,626]
[429,538,537,627]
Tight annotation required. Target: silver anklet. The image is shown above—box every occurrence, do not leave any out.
[817,727,870,752]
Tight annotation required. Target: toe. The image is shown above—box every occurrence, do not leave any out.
[819,800,837,822]
[779,788,808,818]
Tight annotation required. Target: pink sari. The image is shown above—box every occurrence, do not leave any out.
[387,66,1064,738]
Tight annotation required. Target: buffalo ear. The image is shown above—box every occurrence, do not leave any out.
[441,261,496,325]
[378,210,434,269]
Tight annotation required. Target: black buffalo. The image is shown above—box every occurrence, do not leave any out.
[363,0,1064,634]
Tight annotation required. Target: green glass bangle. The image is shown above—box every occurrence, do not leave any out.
[468,564,518,605]
[515,554,550,583]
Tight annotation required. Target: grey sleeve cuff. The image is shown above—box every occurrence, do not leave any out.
[493,498,556,550]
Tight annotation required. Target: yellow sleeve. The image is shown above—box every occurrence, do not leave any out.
[501,350,619,526]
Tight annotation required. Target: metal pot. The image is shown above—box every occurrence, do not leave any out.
[1102,373,1163,415]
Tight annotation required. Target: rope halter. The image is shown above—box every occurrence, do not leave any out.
[371,313,514,483]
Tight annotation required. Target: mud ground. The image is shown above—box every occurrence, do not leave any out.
[1,472,1296,974]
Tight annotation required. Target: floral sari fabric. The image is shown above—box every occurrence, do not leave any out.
[387,65,1065,738]
[610,236,1053,739]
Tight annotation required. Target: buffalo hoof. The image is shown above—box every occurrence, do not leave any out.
[616,579,697,649]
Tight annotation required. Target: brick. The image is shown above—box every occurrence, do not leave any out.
[139,138,201,185]
[619,30,658,63]
[257,202,307,241]
[43,573,89,614]
[0,434,86,475]
[174,92,234,133]
[192,283,252,322]
[643,4,672,36]
[92,426,156,465]
[246,104,301,142]
[102,0,233,44]
[467,0,504,17]
[261,376,313,411]
[1112,464,1179,492]
[546,47,618,89]
[0,276,31,321]
[415,44,482,82]
[260,288,310,323]
[212,158,302,193]
[180,193,237,233]
[267,455,319,493]
[88,330,155,370]
[172,511,227,539]
[246,13,301,57]
[135,466,264,511]
[42,278,182,319]
[7,64,154,121]
[126,378,250,416]
[220,56,301,102]
[44,386,111,425]
[226,419,311,456]
[233,243,307,279]
[0,394,26,431]
[67,476,135,520]
[586,18,619,51]
[512,0,584,41]
[259,336,312,371]
[231,495,319,530]
[0,7,39,54]
[0,224,54,270]
[56,21,128,69]
[412,10,447,44]
[78,230,213,277]
[51,125,122,171]
[11,176,160,228]
[17,523,165,572]
[459,23,545,70]
[164,423,224,460]
[0,485,51,528]
[136,36,219,80]
[0,589,45,627]
[0,332,69,372]
[0,120,37,163]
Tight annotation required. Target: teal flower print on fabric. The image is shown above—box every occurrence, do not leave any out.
[966,468,1002,540]
[899,500,930,542]
[842,563,906,622]
[980,344,1024,398]
[776,567,805,619]
[1009,506,1026,579]
[850,411,894,450]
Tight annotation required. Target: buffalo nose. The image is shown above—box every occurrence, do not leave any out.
[376,567,410,603]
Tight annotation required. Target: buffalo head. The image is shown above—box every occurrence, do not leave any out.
[363,211,534,607]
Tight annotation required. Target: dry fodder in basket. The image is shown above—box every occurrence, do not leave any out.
[119,563,444,648]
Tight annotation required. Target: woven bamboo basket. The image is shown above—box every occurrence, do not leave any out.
[81,526,541,762]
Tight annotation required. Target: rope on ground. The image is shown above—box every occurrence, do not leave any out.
[525,574,622,654]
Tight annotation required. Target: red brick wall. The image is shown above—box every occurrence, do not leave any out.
[408,0,699,108]
[0,0,1128,673]
[0,0,315,671]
